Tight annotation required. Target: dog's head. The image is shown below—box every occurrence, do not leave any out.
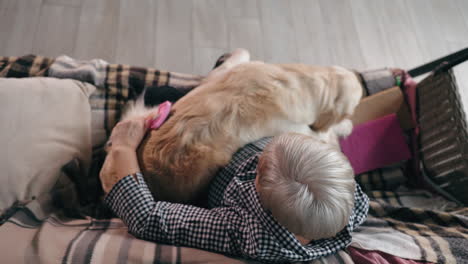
[312,66,362,131]
[278,64,363,131]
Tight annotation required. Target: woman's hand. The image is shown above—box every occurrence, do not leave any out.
[108,116,148,152]
[100,112,157,194]
[99,109,162,193]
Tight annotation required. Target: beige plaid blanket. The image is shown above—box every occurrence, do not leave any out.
[1,55,467,264]
[0,203,354,264]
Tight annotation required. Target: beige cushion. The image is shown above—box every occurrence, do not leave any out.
[0,77,95,213]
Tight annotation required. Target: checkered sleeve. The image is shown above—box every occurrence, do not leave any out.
[104,173,259,257]
[352,182,370,229]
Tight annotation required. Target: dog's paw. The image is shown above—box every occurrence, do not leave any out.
[332,119,354,138]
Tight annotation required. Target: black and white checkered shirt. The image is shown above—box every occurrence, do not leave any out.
[105,137,369,263]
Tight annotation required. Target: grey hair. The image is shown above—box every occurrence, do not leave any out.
[256,133,355,240]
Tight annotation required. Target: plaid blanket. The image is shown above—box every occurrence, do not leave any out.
[355,170,468,263]
[0,205,356,264]
[1,55,468,264]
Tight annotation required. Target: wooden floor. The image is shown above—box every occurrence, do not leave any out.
[1,0,467,115]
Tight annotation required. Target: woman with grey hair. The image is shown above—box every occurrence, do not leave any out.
[100,116,368,263]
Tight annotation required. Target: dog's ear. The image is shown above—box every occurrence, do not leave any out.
[350,70,367,97]
[311,109,340,131]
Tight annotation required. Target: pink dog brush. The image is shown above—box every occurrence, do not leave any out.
[147,101,172,129]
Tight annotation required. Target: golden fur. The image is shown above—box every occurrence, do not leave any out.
[128,61,362,204]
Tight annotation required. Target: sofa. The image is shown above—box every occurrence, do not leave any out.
[0,51,467,264]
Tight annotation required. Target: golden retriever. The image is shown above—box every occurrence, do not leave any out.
[119,49,363,204]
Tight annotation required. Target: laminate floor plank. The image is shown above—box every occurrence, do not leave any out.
[318,0,366,69]
[290,0,332,66]
[226,0,259,18]
[375,0,426,70]
[192,0,228,49]
[33,3,81,57]
[115,0,156,68]
[154,0,193,73]
[350,0,395,69]
[258,0,299,63]
[74,0,120,62]
[404,0,449,62]
[0,0,43,56]
[0,0,466,114]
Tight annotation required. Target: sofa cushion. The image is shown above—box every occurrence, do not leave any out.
[0,77,95,214]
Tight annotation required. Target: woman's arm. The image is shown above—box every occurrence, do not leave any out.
[99,112,257,258]
[100,146,141,193]
[100,112,154,193]
[104,172,253,258]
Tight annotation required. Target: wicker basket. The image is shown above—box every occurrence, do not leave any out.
[417,70,468,205]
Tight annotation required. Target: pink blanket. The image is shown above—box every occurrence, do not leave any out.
[339,114,411,174]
